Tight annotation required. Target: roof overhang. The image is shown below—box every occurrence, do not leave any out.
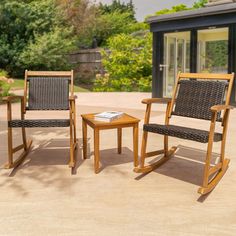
[147,3,236,32]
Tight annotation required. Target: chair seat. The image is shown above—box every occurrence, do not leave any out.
[8,119,70,128]
[143,124,222,143]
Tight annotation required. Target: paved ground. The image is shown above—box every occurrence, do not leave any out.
[0,92,236,236]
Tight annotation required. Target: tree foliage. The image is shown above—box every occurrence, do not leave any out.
[94,33,152,92]
[0,0,209,84]
[152,0,208,17]
[155,4,190,16]
[19,27,75,71]
[92,0,140,46]
[57,0,98,48]
[96,0,209,92]
[99,0,135,21]
[0,0,95,77]
[94,11,137,46]
[193,0,208,9]
[205,41,228,70]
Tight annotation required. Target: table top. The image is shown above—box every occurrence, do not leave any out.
[81,113,140,128]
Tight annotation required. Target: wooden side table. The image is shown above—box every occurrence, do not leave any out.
[81,113,140,173]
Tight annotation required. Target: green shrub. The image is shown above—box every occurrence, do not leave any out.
[94,33,152,92]
[138,77,152,92]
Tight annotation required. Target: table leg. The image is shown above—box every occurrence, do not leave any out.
[133,123,139,167]
[117,128,122,154]
[94,128,100,174]
[82,119,87,159]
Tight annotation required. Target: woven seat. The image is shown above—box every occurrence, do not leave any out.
[9,119,70,128]
[144,124,222,143]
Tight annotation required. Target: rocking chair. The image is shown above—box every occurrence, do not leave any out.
[134,72,235,195]
[3,70,77,169]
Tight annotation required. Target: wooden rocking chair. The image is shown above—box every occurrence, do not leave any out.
[3,70,77,169]
[134,72,235,195]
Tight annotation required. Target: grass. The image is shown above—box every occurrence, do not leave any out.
[11,79,25,89]
[73,85,90,92]
[11,79,90,92]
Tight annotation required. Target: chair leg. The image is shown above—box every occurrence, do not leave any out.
[202,140,214,189]
[82,119,87,159]
[198,139,230,195]
[73,105,77,147]
[69,122,75,168]
[164,135,168,157]
[7,127,13,168]
[140,131,148,168]
[5,127,32,169]
[22,127,27,151]
[69,101,77,168]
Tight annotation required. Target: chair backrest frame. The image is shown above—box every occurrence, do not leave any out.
[167,72,235,123]
[23,70,74,113]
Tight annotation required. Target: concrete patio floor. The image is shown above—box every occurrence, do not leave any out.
[0,92,236,236]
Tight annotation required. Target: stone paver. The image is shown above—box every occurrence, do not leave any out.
[0,92,236,236]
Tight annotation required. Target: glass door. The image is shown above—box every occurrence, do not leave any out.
[162,32,190,97]
[197,27,229,73]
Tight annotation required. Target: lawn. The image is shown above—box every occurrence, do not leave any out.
[11,79,90,92]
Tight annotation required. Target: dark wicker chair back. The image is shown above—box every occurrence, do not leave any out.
[28,77,70,110]
[172,79,228,121]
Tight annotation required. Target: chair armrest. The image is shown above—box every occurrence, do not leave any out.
[142,98,173,125]
[2,96,24,102]
[69,95,78,101]
[142,98,172,104]
[211,105,234,112]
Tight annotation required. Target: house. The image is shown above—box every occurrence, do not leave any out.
[147,0,236,103]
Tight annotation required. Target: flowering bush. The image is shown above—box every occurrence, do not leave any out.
[0,70,14,99]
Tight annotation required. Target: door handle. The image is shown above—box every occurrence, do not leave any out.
[159,64,169,71]
[160,64,169,67]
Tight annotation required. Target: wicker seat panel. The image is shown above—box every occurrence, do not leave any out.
[143,124,222,143]
[9,119,70,128]
[172,80,228,121]
[28,77,69,110]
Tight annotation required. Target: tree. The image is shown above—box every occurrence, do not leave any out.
[99,0,136,21]
[56,0,98,48]
[0,0,96,77]
[94,11,137,46]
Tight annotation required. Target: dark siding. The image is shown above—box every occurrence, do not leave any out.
[152,32,164,98]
